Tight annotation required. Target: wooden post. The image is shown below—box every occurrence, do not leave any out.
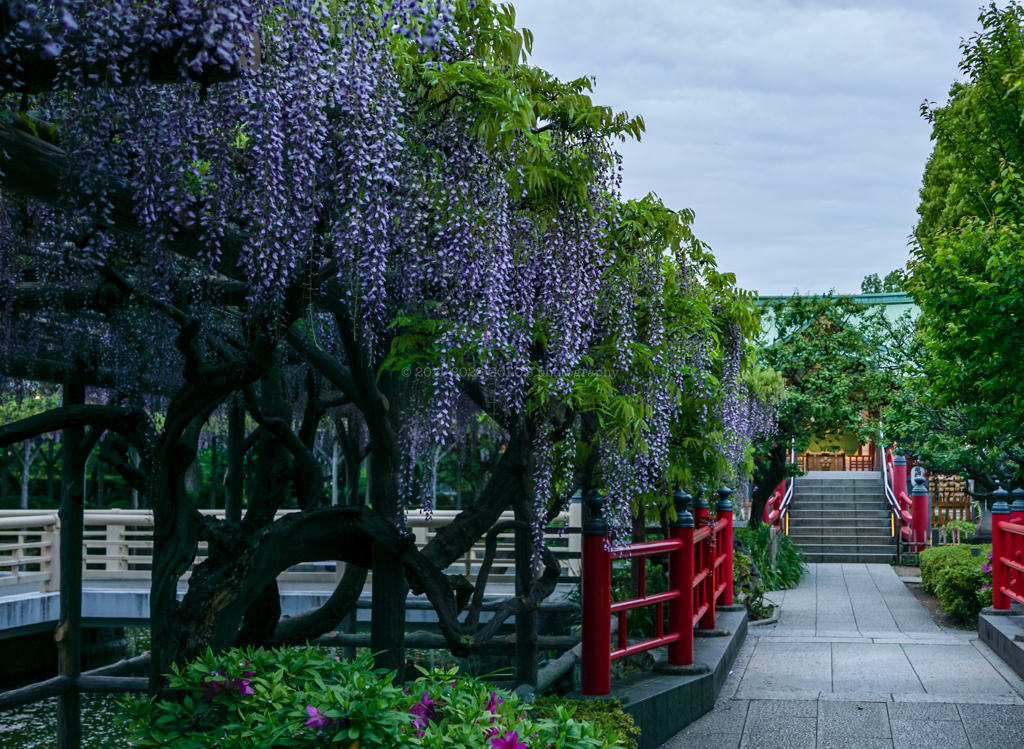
[668,491,694,666]
[57,376,86,749]
[991,489,1011,611]
[717,488,735,607]
[580,491,611,696]
[41,517,61,592]
[225,395,244,524]
[514,498,538,688]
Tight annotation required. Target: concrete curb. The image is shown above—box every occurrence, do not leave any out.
[613,609,748,749]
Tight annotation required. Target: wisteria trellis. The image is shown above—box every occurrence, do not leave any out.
[0,0,778,666]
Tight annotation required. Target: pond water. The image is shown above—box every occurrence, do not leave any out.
[0,629,148,748]
[0,694,134,748]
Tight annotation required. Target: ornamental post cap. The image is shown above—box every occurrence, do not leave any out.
[582,491,609,535]
[893,455,907,465]
[671,490,693,528]
[716,486,734,512]
[694,486,709,509]
[911,475,928,495]
[1011,487,1024,513]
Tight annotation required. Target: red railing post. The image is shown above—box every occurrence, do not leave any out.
[911,476,930,553]
[694,488,710,524]
[668,491,694,667]
[581,491,612,696]
[695,490,715,630]
[892,454,906,501]
[1012,488,1024,526]
[717,488,734,607]
[991,489,1011,612]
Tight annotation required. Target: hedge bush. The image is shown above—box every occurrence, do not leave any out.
[919,544,990,594]
[919,544,993,623]
[117,647,628,749]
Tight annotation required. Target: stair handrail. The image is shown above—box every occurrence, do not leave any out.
[776,445,798,528]
[880,444,902,519]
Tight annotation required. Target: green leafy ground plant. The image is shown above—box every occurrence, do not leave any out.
[735,525,806,591]
[118,647,628,749]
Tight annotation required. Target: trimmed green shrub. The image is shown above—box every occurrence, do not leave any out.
[532,698,639,749]
[934,560,989,622]
[735,524,806,591]
[919,544,993,623]
[919,545,990,594]
[942,520,977,540]
[118,647,627,749]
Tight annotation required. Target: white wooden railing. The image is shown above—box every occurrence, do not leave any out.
[0,505,582,592]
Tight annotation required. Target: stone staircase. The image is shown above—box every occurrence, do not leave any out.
[787,471,897,563]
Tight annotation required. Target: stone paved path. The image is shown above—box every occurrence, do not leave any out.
[660,563,1024,748]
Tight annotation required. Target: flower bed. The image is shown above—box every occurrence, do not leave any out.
[117,647,630,749]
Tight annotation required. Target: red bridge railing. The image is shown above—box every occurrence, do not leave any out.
[885,448,930,553]
[991,489,1024,612]
[580,489,734,696]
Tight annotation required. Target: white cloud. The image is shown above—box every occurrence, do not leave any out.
[509,0,982,294]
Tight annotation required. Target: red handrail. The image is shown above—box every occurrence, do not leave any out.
[580,491,735,696]
[991,493,1024,612]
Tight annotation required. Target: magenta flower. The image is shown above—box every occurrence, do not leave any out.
[490,730,528,749]
[235,678,254,696]
[305,705,332,730]
[410,691,438,729]
[486,691,504,714]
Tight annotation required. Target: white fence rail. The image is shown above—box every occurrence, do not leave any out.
[0,505,582,592]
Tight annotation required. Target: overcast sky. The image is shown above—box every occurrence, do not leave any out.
[509,0,983,295]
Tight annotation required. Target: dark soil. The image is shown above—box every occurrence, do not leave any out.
[895,565,977,632]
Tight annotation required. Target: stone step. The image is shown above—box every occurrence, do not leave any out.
[788,526,892,536]
[792,490,884,498]
[792,502,890,512]
[790,510,891,521]
[800,552,896,563]
[788,517,891,527]
[790,545,897,557]
[798,471,881,479]
[788,537,895,548]
[787,528,893,538]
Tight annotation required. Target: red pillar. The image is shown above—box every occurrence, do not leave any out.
[581,491,611,696]
[991,490,1011,611]
[717,488,735,606]
[910,476,930,553]
[668,491,694,667]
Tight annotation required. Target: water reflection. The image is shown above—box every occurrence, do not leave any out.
[0,629,149,748]
[0,694,133,748]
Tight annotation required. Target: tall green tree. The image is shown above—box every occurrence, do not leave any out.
[751,294,895,524]
[903,2,1024,491]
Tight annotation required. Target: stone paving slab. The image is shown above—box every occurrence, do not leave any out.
[658,564,1024,748]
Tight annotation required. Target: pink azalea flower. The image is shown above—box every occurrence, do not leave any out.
[234,678,254,696]
[410,690,437,729]
[490,730,528,749]
[200,669,227,702]
[305,705,332,730]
